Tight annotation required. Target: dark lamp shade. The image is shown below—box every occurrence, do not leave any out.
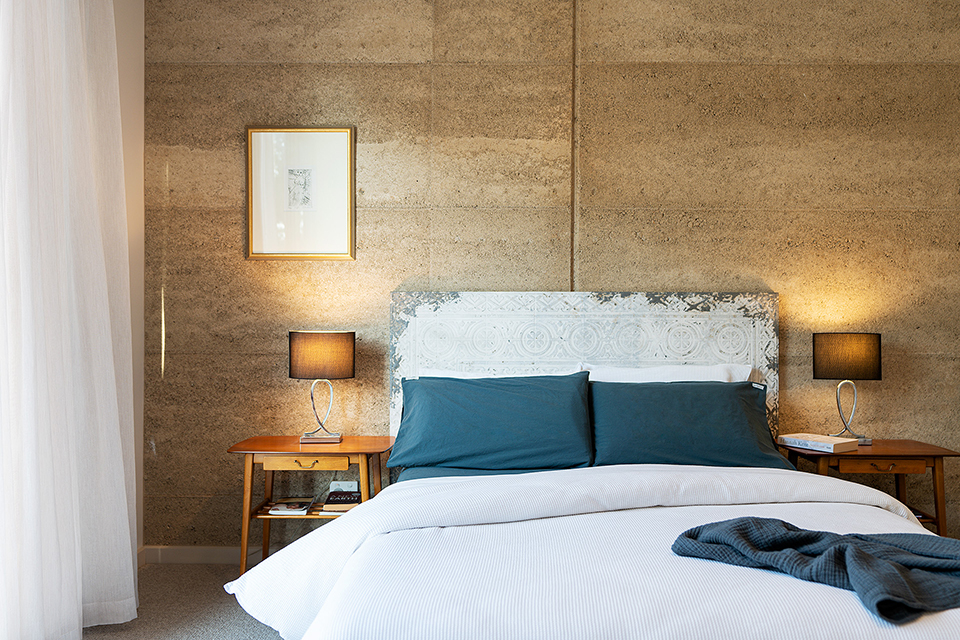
[812,333,881,381]
[289,331,355,380]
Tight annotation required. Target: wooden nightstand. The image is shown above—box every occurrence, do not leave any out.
[780,439,960,535]
[228,435,395,574]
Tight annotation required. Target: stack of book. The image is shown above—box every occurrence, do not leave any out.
[777,433,859,453]
[322,490,362,512]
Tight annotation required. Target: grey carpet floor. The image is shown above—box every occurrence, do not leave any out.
[82,564,281,639]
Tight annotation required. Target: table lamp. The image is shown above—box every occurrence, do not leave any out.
[812,332,881,445]
[289,330,355,444]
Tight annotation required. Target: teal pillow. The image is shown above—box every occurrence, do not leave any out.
[388,372,591,470]
[591,381,793,470]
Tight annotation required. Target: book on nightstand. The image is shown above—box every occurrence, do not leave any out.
[322,490,362,512]
[267,496,318,515]
[777,433,859,453]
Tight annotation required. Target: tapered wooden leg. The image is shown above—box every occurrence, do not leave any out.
[359,454,370,501]
[371,453,382,495]
[262,470,274,560]
[894,473,906,503]
[239,453,254,575]
[816,457,831,475]
[933,458,947,535]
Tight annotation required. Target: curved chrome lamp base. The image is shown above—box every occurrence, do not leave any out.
[828,379,870,445]
[300,379,342,444]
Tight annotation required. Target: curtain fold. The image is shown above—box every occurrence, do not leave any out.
[1,0,138,636]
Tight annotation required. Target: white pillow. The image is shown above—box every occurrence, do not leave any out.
[582,363,753,383]
[418,367,582,379]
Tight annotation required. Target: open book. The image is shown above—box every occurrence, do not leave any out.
[268,496,318,515]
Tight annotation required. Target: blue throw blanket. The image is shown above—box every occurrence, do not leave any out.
[672,517,960,624]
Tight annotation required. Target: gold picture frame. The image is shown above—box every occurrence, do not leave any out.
[247,126,356,260]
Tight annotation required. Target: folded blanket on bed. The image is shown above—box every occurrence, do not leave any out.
[672,517,960,624]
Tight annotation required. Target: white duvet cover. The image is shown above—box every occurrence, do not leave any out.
[225,465,960,640]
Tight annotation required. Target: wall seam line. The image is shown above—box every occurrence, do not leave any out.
[570,0,580,292]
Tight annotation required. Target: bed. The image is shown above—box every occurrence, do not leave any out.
[225,292,960,640]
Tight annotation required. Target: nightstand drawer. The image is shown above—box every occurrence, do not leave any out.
[838,458,927,475]
[262,455,350,471]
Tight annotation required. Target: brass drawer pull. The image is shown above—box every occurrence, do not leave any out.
[871,462,896,472]
[295,459,319,469]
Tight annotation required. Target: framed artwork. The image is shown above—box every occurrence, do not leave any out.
[247,126,356,260]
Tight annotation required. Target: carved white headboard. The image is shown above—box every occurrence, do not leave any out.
[389,292,779,435]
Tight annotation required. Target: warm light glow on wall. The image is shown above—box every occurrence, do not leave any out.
[790,283,885,329]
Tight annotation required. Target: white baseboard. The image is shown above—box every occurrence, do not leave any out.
[138,545,263,566]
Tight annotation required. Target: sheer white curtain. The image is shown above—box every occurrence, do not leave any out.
[0,0,138,636]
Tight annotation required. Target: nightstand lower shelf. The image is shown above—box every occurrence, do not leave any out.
[254,502,358,519]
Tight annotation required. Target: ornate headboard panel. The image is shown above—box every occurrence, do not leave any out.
[389,292,779,435]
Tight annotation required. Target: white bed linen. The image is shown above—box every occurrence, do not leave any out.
[225,465,960,640]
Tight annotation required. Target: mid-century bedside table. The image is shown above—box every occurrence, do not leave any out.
[780,439,960,535]
[228,435,395,574]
